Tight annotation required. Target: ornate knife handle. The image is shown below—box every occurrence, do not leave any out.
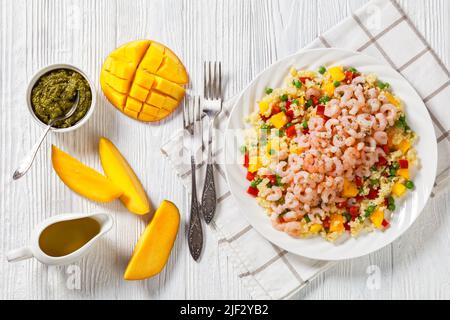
[188,156,203,261]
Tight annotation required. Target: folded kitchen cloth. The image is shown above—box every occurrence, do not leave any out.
[161,0,450,300]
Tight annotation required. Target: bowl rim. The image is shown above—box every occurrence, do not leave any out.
[26,63,97,133]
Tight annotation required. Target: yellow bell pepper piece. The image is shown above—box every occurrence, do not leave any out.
[247,156,261,173]
[299,96,305,106]
[259,100,270,115]
[269,112,288,129]
[342,178,359,198]
[397,139,411,154]
[370,209,384,228]
[329,214,345,232]
[384,91,400,108]
[324,82,335,96]
[329,66,345,82]
[291,146,304,155]
[310,224,323,233]
[397,168,409,180]
[392,182,407,197]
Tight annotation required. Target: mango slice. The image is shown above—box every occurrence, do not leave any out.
[99,137,150,215]
[100,40,188,122]
[124,200,180,280]
[51,145,123,202]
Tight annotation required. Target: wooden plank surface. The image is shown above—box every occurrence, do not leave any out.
[0,0,449,299]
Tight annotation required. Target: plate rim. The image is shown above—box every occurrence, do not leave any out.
[224,47,438,261]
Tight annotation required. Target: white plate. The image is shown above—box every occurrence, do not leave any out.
[224,48,437,261]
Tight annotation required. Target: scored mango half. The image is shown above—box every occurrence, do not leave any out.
[100,40,188,122]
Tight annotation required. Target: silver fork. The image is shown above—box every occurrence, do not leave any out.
[183,96,203,261]
[201,61,222,224]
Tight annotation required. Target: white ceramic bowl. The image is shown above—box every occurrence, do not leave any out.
[26,63,96,133]
[224,48,437,261]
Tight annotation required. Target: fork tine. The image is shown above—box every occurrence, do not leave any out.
[212,62,217,99]
[218,62,222,100]
[183,97,188,128]
[203,62,207,99]
[208,61,212,99]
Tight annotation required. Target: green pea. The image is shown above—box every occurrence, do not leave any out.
[405,180,414,189]
[265,87,273,94]
[280,94,288,102]
[348,67,358,73]
[304,215,311,223]
[301,120,308,129]
[319,95,330,104]
[333,81,341,87]
[293,80,302,88]
[291,99,299,106]
[305,98,313,108]
[318,66,326,74]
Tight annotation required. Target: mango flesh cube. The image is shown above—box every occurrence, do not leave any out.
[134,70,155,89]
[99,137,151,215]
[100,39,188,122]
[124,200,180,280]
[142,104,159,116]
[153,76,185,100]
[129,83,149,102]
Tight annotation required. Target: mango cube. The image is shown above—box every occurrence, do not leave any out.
[329,214,344,232]
[329,66,345,81]
[324,82,335,96]
[309,224,323,233]
[342,178,359,198]
[392,183,407,197]
[269,112,288,129]
[397,139,411,154]
[397,168,409,180]
[370,209,384,228]
[259,100,270,115]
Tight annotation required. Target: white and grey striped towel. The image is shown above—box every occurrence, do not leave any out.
[161,0,450,300]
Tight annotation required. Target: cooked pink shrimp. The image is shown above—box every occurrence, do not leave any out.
[373,131,388,145]
[282,210,302,222]
[325,99,341,118]
[352,76,365,85]
[346,98,363,115]
[367,87,379,99]
[367,98,381,113]
[354,84,366,104]
[335,85,353,102]
[356,114,374,129]
[364,136,377,152]
[372,113,387,131]
[325,118,340,133]
[288,154,303,172]
[342,147,359,169]
[284,221,303,237]
[308,117,325,131]
[266,186,282,201]
[306,87,321,99]
[380,104,397,126]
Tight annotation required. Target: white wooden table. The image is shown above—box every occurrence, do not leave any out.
[1,0,449,300]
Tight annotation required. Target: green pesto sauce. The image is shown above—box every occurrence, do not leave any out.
[31,69,92,128]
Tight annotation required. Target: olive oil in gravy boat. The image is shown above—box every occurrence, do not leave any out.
[7,212,113,266]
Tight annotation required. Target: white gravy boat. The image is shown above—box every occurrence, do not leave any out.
[7,212,113,266]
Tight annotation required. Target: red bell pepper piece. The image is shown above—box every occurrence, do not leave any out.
[344,221,351,231]
[244,153,249,168]
[265,175,277,185]
[382,219,390,228]
[382,144,390,154]
[366,188,379,200]
[247,186,259,197]
[354,176,363,187]
[286,125,297,138]
[246,171,256,181]
[312,96,319,106]
[377,156,387,166]
[299,77,311,84]
[399,159,408,169]
[322,217,330,230]
[316,104,325,116]
[271,105,281,115]
[336,201,347,209]
[349,206,360,217]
